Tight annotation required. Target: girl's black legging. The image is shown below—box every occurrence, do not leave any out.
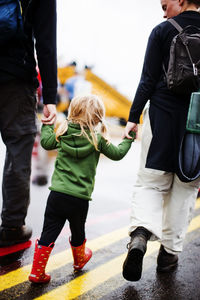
[39,191,89,247]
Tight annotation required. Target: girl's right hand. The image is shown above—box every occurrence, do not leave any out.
[123,121,138,139]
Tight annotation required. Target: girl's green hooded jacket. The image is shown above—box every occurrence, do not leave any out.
[41,123,135,201]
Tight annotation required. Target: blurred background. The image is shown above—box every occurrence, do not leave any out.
[57,0,163,99]
[31,0,166,186]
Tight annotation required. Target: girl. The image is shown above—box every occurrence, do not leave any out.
[29,94,135,283]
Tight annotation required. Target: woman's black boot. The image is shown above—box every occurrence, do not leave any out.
[122,226,151,281]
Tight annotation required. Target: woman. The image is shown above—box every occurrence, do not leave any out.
[123,0,200,282]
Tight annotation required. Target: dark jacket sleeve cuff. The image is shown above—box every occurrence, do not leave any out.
[42,88,57,104]
[128,111,140,123]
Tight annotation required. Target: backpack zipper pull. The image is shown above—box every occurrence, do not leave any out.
[193,64,198,76]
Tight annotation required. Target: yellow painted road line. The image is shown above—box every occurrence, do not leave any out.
[0,226,128,291]
[195,198,200,210]
[35,214,200,300]
[188,214,200,232]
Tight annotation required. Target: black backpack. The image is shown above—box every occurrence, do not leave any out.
[164,18,200,95]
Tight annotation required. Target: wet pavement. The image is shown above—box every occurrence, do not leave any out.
[0,123,200,300]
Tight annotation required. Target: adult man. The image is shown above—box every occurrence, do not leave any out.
[122,0,200,281]
[0,0,57,247]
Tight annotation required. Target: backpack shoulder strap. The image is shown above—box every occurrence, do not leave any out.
[168,18,183,32]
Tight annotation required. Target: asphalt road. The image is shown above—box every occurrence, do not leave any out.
[0,124,200,300]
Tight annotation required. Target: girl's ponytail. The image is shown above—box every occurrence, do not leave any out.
[56,120,68,142]
[101,118,110,143]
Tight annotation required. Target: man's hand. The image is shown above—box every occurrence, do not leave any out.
[42,104,57,125]
[124,121,138,139]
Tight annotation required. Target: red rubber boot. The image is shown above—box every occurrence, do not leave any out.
[70,238,92,270]
[29,240,54,283]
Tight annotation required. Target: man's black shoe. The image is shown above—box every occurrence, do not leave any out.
[122,227,151,281]
[0,225,32,247]
[157,245,178,273]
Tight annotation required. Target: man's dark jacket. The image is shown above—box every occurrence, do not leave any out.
[0,0,57,104]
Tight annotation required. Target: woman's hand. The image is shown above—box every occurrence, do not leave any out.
[124,121,138,139]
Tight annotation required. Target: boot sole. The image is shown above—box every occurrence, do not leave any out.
[0,238,31,247]
[122,248,144,281]
[29,276,51,284]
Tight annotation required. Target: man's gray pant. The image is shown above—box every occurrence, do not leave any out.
[0,81,37,227]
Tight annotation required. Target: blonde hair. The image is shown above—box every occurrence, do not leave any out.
[56,94,108,150]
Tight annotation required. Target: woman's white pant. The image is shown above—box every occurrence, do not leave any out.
[129,106,200,254]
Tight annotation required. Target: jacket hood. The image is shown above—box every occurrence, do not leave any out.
[59,123,97,158]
